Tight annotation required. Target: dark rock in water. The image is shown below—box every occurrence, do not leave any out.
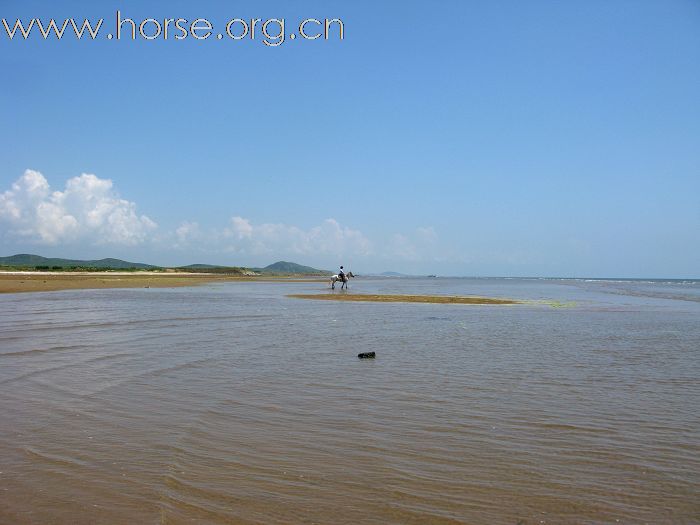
[358,352,376,359]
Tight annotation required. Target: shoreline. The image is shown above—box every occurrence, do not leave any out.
[0,272,325,294]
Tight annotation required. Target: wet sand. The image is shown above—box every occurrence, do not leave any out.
[288,293,520,304]
[0,272,323,294]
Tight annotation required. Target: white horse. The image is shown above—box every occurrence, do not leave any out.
[330,271,354,290]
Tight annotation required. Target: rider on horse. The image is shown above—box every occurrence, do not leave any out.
[331,266,353,289]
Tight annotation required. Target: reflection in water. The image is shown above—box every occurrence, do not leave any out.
[1,278,699,524]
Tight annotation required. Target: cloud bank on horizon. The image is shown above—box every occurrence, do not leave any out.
[0,170,436,268]
[0,170,156,246]
[1,168,697,277]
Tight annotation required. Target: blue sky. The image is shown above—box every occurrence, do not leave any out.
[1,0,699,277]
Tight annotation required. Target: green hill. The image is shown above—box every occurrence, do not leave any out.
[0,254,157,270]
[176,264,253,275]
[258,261,330,275]
[0,254,329,275]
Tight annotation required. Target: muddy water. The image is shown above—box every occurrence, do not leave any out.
[1,278,699,524]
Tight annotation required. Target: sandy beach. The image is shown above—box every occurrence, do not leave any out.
[0,272,324,294]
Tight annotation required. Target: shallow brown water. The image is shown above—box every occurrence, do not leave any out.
[1,278,699,524]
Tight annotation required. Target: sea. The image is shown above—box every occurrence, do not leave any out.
[1,277,699,524]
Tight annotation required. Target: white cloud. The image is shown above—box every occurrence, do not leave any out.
[228,216,253,240]
[0,170,157,245]
[1,170,450,268]
[223,216,371,257]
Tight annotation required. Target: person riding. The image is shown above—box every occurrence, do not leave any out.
[338,266,346,281]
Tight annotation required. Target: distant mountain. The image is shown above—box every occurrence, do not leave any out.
[0,254,332,275]
[258,261,331,275]
[374,271,437,278]
[0,254,156,269]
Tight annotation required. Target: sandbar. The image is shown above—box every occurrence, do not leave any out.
[287,293,520,305]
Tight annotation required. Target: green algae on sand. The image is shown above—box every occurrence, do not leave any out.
[525,299,577,308]
[287,293,521,305]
